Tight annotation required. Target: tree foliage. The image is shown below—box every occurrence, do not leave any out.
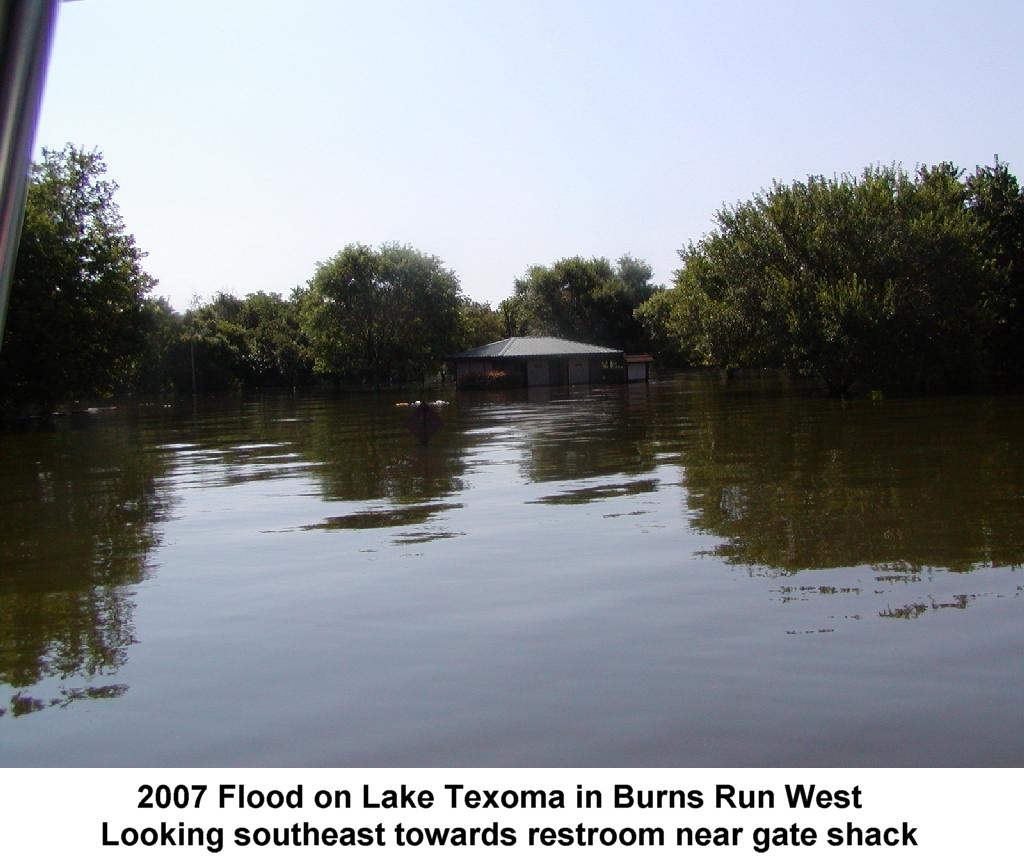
[457,298,504,349]
[511,254,660,350]
[638,162,1020,394]
[966,158,1024,381]
[132,296,185,395]
[0,146,155,409]
[174,290,313,391]
[633,286,691,368]
[7,144,1022,407]
[237,291,313,386]
[498,296,529,338]
[301,243,463,386]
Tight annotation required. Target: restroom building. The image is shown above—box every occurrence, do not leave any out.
[449,337,634,388]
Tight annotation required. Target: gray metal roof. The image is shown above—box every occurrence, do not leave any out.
[450,336,623,359]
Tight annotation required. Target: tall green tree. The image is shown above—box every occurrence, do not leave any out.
[181,292,251,391]
[301,243,463,386]
[640,164,997,395]
[966,158,1024,381]
[0,146,155,410]
[498,295,529,338]
[457,298,504,349]
[237,290,313,386]
[132,296,185,394]
[511,254,659,350]
[634,286,691,368]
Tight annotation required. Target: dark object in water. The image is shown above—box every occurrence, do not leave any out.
[406,401,443,444]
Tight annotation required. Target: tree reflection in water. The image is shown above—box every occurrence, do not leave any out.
[3,380,1023,727]
[0,417,172,716]
[670,377,1024,574]
[495,376,1024,626]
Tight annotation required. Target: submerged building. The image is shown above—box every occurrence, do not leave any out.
[449,337,651,388]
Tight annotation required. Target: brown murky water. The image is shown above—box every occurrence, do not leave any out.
[1,376,1022,766]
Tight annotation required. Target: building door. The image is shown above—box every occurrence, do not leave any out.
[527,359,550,386]
[568,357,588,384]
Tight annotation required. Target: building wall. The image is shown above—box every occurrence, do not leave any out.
[627,362,648,382]
[455,359,526,388]
[454,356,621,388]
[527,359,551,386]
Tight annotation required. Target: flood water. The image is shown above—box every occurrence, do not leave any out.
[2,376,1022,766]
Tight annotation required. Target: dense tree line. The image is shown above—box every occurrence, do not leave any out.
[638,160,1024,395]
[508,254,662,351]
[3,145,1022,412]
[0,148,508,412]
[134,290,316,394]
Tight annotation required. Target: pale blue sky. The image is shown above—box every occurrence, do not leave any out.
[36,0,1024,310]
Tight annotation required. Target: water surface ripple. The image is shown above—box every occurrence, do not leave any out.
[1,378,1022,765]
